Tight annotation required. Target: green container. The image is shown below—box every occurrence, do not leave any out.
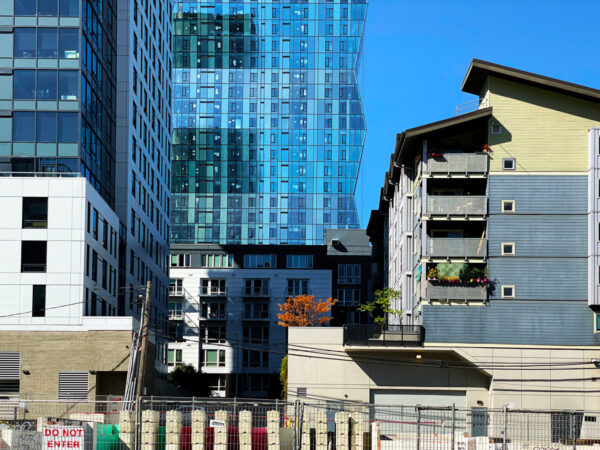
[96,424,120,450]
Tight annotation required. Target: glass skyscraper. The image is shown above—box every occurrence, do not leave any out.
[172,0,367,245]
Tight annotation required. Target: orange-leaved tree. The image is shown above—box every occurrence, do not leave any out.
[278,294,338,327]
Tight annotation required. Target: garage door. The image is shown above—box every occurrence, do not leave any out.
[371,390,466,437]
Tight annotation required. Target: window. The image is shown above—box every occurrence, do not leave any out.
[200,325,226,343]
[58,112,78,142]
[204,349,226,367]
[13,111,35,142]
[243,325,269,344]
[37,70,57,99]
[201,301,226,319]
[501,285,515,299]
[170,254,191,267]
[244,301,269,320]
[243,350,267,367]
[200,254,233,268]
[169,301,183,319]
[32,285,46,317]
[244,254,276,268]
[58,371,88,400]
[169,279,183,296]
[595,314,600,333]
[337,289,360,306]
[501,200,515,214]
[338,264,361,284]
[37,112,57,142]
[501,243,515,256]
[58,71,78,100]
[21,241,47,272]
[59,28,79,58]
[22,197,47,228]
[200,279,226,296]
[0,352,20,394]
[15,0,36,15]
[286,254,313,269]
[60,0,80,17]
[245,279,269,296]
[14,28,36,58]
[38,0,58,16]
[287,279,309,296]
[491,124,502,135]
[37,27,57,58]
[502,158,516,170]
[167,349,183,367]
[13,70,35,99]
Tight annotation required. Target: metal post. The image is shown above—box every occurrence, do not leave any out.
[136,280,152,399]
[416,406,421,450]
[134,395,141,450]
[502,406,507,450]
[571,411,577,450]
[451,404,455,450]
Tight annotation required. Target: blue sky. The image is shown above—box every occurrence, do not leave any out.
[355,0,600,226]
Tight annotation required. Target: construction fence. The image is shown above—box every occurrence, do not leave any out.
[1,397,600,449]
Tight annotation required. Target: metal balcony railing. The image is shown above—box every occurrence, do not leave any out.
[169,287,184,297]
[168,311,183,320]
[343,325,425,346]
[243,288,271,297]
[426,196,487,216]
[427,238,487,259]
[284,288,311,297]
[199,288,227,297]
[426,152,488,175]
[427,282,487,301]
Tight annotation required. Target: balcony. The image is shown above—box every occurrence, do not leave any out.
[344,325,424,347]
[427,238,487,260]
[168,311,184,321]
[243,288,271,298]
[169,286,184,297]
[426,196,487,218]
[200,288,227,297]
[425,152,488,177]
[427,282,487,302]
[284,288,312,297]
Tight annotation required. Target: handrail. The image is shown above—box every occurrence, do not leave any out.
[0,172,81,178]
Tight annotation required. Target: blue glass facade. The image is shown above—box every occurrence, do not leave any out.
[171,0,367,245]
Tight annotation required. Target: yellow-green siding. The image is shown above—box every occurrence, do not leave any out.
[485,76,600,172]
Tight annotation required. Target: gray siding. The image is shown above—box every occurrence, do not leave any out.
[488,215,587,257]
[488,258,587,300]
[423,301,600,346]
[488,175,587,214]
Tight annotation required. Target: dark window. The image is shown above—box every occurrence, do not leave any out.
[14,28,36,58]
[37,28,58,58]
[59,0,79,16]
[13,70,35,99]
[22,197,48,228]
[91,250,97,282]
[13,112,35,142]
[38,0,58,16]
[32,285,46,317]
[21,241,47,272]
[101,260,107,289]
[58,112,77,142]
[36,112,57,142]
[37,70,57,100]
[58,28,78,59]
[15,0,36,15]
[58,71,78,100]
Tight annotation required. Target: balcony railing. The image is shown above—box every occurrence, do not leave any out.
[244,288,271,297]
[200,288,227,297]
[427,282,487,301]
[426,152,488,175]
[169,311,183,321]
[284,288,311,297]
[427,238,487,259]
[344,325,425,347]
[426,196,487,217]
[169,287,184,297]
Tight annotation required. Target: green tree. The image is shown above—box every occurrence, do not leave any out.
[358,288,402,325]
[167,364,209,396]
[279,355,288,400]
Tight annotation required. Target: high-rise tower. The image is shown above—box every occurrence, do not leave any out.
[171,0,367,245]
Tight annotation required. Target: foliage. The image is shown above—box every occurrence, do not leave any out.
[280,355,288,400]
[427,264,489,286]
[357,288,402,326]
[427,267,438,279]
[167,364,209,397]
[278,294,338,327]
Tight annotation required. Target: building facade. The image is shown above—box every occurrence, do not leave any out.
[171,0,367,245]
[168,229,371,397]
[289,60,600,411]
[0,0,173,398]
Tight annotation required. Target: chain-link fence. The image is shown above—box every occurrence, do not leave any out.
[1,397,600,449]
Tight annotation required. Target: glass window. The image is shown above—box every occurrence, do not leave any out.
[32,285,46,317]
[23,197,48,228]
[37,28,58,58]
[58,112,77,142]
[14,0,36,16]
[13,111,35,142]
[59,0,79,16]
[36,112,56,142]
[14,28,36,58]
[13,70,35,100]
[21,240,47,272]
[38,0,58,16]
[58,71,78,100]
[59,28,79,59]
[37,70,57,100]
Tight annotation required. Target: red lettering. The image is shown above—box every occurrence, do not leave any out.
[47,442,53,448]
[77,429,83,436]
[52,429,59,436]
[73,442,80,448]
[53,441,61,447]
[44,429,52,436]
[62,430,69,436]
[67,441,73,448]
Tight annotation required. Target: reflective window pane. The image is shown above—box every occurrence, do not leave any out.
[14,0,35,16]
[59,28,79,59]
[58,112,77,143]
[37,28,58,58]
[13,111,35,142]
[37,70,57,100]
[38,0,58,16]
[13,70,35,100]
[14,28,36,58]
[36,112,57,142]
[58,70,78,100]
[59,0,79,17]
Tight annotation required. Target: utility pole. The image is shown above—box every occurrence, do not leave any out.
[136,280,152,399]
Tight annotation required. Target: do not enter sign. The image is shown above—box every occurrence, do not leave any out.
[42,426,85,449]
